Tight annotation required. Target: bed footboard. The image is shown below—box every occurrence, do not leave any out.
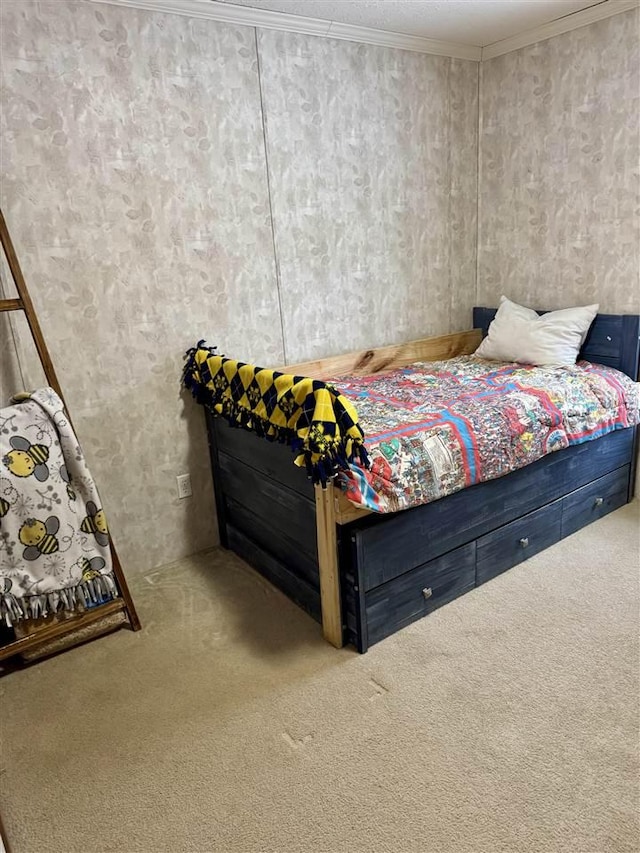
[207,411,323,623]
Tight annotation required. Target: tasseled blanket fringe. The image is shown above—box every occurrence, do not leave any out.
[182,341,369,487]
[1,572,118,627]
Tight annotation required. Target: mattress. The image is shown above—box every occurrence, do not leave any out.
[329,355,640,513]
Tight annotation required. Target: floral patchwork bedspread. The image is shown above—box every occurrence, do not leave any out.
[328,356,640,513]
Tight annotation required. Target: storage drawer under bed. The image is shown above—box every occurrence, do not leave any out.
[348,543,476,651]
[476,500,563,585]
[344,464,632,651]
[561,465,630,538]
[475,467,629,585]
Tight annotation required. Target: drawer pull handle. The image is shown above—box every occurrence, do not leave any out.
[594,497,604,507]
[520,537,529,548]
[422,587,433,600]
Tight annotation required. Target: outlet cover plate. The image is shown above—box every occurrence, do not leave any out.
[177,473,192,499]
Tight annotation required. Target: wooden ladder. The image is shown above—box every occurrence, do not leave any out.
[0,209,140,662]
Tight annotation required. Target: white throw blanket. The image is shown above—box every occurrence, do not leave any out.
[0,388,117,625]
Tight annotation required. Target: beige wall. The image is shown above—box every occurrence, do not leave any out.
[0,0,478,573]
[1,2,637,575]
[257,31,478,358]
[0,0,283,573]
[478,8,640,313]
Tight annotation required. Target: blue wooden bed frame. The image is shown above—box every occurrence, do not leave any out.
[205,309,640,653]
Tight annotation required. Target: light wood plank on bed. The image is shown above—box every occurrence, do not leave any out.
[315,485,343,648]
[334,489,372,524]
[281,329,482,379]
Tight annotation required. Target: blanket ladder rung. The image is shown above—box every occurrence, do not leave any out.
[0,298,23,312]
[0,600,128,662]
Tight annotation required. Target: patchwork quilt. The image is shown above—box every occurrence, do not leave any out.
[0,388,118,625]
[329,356,640,513]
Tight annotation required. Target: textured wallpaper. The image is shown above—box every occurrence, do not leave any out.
[0,0,477,572]
[3,0,634,576]
[258,31,478,361]
[0,0,283,572]
[478,9,640,313]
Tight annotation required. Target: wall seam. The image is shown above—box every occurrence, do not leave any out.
[447,57,453,331]
[475,58,483,307]
[254,27,288,364]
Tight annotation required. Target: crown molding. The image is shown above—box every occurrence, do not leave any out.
[323,20,481,59]
[89,0,638,62]
[90,0,331,36]
[88,0,482,60]
[481,0,639,60]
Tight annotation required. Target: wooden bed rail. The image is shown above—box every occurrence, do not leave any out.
[314,485,342,647]
[281,328,483,378]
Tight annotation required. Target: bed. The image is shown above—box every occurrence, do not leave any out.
[200,309,640,653]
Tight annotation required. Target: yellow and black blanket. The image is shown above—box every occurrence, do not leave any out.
[182,343,369,485]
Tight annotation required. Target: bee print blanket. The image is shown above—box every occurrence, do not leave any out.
[0,387,117,625]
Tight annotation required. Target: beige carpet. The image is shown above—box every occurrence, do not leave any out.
[1,502,639,853]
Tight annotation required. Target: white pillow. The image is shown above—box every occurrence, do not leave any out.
[475,296,599,367]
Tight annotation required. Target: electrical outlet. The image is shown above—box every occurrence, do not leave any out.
[176,473,192,499]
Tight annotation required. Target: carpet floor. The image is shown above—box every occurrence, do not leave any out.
[1,502,639,853]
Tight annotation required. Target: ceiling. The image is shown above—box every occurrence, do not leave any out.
[215,0,606,47]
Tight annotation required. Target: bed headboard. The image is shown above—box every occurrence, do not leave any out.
[472,307,640,381]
